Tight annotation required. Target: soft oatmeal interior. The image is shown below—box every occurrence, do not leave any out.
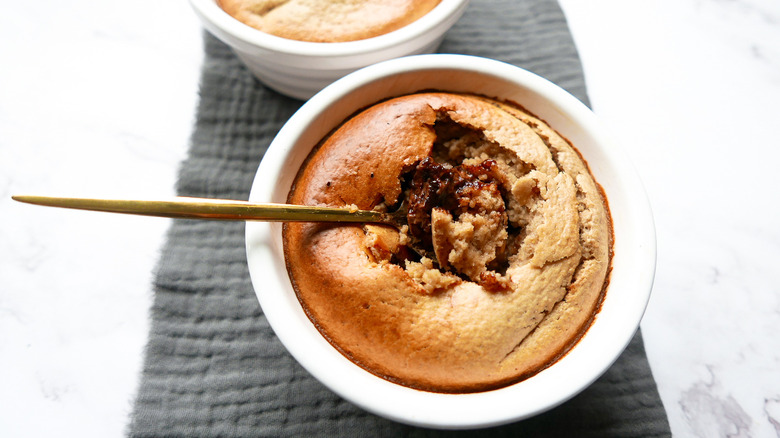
[284,92,612,393]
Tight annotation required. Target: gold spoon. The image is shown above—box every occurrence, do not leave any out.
[11,195,407,227]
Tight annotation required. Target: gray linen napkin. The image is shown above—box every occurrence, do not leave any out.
[128,0,671,436]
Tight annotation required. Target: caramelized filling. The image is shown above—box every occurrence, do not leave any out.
[405,157,504,248]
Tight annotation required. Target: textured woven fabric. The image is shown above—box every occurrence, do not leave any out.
[128,0,671,436]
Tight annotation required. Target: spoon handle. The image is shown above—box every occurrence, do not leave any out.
[11,195,385,223]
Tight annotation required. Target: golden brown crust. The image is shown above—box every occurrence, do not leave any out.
[217,0,442,42]
[283,92,612,392]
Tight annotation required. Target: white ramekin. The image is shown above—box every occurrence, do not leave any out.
[188,0,471,99]
[245,54,656,429]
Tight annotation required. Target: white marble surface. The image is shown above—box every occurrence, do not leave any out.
[1,0,778,436]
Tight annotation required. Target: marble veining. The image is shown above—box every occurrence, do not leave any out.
[2,0,779,437]
[766,397,780,435]
[680,366,752,437]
